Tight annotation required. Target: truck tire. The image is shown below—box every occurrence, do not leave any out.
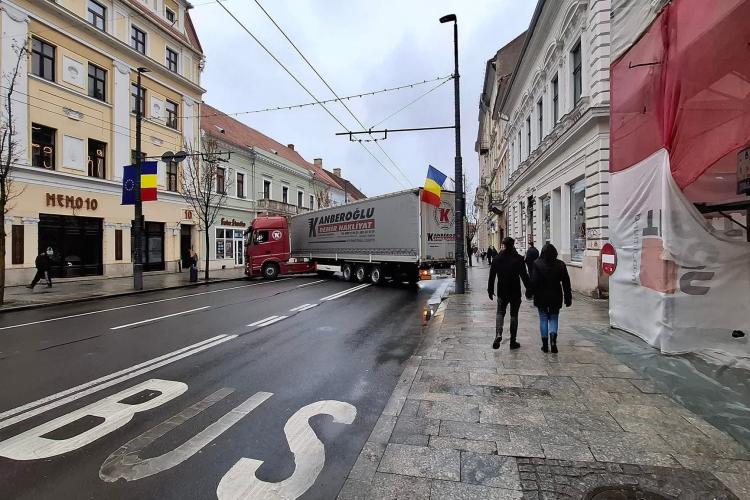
[262,262,280,280]
[342,263,355,282]
[355,264,368,283]
[370,266,383,285]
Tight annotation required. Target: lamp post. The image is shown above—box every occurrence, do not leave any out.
[133,66,149,290]
[440,14,465,293]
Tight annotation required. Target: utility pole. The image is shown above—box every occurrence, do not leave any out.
[133,67,149,290]
[440,14,465,293]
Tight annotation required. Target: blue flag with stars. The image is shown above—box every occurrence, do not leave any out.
[122,165,137,205]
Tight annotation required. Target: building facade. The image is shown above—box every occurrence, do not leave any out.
[2,0,204,284]
[498,0,610,296]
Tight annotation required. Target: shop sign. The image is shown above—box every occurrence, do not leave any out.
[46,193,98,211]
[220,218,246,227]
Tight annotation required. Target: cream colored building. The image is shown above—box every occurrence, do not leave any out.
[1,0,204,284]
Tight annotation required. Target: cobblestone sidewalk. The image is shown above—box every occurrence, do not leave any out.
[338,265,750,499]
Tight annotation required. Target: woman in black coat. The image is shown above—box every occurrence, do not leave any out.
[529,243,572,353]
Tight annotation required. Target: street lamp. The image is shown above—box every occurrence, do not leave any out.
[133,66,150,290]
[440,14,465,293]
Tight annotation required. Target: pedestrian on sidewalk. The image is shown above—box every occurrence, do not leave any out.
[525,239,539,280]
[487,245,497,264]
[487,237,531,350]
[480,250,486,263]
[529,243,572,353]
[27,250,53,289]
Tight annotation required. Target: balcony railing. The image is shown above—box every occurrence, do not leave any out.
[256,198,310,215]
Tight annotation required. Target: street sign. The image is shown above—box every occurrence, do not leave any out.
[161,151,175,163]
[601,243,617,276]
[173,151,188,163]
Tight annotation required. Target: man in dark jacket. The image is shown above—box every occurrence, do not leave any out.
[487,237,531,350]
[525,240,539,279]
[27,251,52,289]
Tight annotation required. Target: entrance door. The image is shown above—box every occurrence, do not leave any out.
[39,214,103,278]
[144,222,165,271]
[233,229,244,266]
[180,225,192,268]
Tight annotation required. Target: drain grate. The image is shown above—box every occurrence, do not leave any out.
[585,486,675,500]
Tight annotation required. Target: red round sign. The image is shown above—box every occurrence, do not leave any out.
[601,243,617,275]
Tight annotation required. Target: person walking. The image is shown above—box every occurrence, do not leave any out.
[525,239,539,279]
[27,250,52,289]
[487,237,531,350]
[487,245,496,264]
[529,243,572,353]
[480,250,486,264]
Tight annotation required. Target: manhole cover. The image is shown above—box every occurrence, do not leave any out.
[585,486,675,500]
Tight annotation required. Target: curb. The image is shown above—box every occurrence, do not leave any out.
[0,276,249,313]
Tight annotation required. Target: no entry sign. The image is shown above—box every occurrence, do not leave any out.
[601,243,617,275]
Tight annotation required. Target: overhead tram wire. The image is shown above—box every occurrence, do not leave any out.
[252,0,412,187]
[217,2,406,189]
[370,76,454,129]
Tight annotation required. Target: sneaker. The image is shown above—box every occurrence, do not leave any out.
[510,341,521,350]
[492,335,502,350]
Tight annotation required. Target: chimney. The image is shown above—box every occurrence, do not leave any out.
[333,168,342,178]
[314,158,322,167]
[287,144,294,151]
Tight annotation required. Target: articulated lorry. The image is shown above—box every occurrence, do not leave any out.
[244,188,457,284]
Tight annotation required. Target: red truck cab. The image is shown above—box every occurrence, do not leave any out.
[245,216,314,279]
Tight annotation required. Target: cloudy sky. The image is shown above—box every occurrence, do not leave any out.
[191,0,534,197]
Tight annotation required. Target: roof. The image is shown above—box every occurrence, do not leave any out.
[491,31,527,120]
[200,103,341,189]
[323,169,367,200]
[125,0,203,54]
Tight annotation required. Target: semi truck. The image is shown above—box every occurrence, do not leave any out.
[244,188,457,284]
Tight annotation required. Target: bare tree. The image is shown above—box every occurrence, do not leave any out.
[0,43,28,305]
[314,184,332,208]
[178,136,231,281]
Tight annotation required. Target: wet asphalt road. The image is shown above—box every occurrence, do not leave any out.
[0,275,441,499]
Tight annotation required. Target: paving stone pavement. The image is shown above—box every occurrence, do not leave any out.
[338,265,750,500]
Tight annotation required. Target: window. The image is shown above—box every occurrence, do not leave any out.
[572,41,582,103]
[263,179,271,199]
[12,225,23,265]
[541,196,551,244]
[166,47,178,73]
[570,179,586,261]
[309,194,314,209]
[31,38,55,82]
[216,167,226,194]
[525,116,531,156]
[297,191,303,208]
[87,1,106,31]
[31,124,55,169]
[282,186,289,204]
[167,161,178,192]
[236,172,245,198]
[131,25,146,54]
[115,229,123,261]
[131,83,145,114]
[131,149,146,165]
[165,100,178,129]
[88,63,106,102]
[88,139,106,178]
[517,131,521,165]
[251,229,269,246]
[537,99,543,142]
[165,8,176,23]
[552,74,559,124]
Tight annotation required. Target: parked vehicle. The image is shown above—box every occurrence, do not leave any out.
[245,189,457,284]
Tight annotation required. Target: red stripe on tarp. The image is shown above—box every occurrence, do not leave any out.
[141,187,158,201]
[421,189,440,207]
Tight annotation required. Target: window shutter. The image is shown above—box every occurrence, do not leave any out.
[115,229,123,261]
[11,225,23,264]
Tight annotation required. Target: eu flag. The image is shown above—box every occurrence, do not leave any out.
[122,165,137,205]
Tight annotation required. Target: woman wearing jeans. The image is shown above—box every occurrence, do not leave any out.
[530,243,572,353]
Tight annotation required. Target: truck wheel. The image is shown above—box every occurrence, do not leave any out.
[355,264,368,283]
[262,262,279,280]
[370,266,383,285]
[342,263,354,282]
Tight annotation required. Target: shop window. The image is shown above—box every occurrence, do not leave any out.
[282,186,289,204]
[32,38,55,82]
[236,172,245,198]
[88,64,106,102]
[88,139,106,179]
[572,41,582,104]
[216,167,226,194]
[166,47,178,73]
[32,123,56,169]
[131,25,146,54]
[570,179,586,261]
[215,228,233,259]
[115,229,123,261]
[165,100,178,129]
[167,161,178,192]
[263,179,271,199]
[87,1,106,31]
[12,225,23,264]
[542,196,551,244]
[39,214,103,278]
[131,83,145,115]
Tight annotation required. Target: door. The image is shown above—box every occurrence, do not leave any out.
[180,225,192,268]
[233,230,244,266]
[38,214,103,278]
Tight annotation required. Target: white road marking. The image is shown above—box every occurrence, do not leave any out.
[249,316,288,328]
[320,284,371,301]
[296,280,326,288]
[217,400,356,500]
[0,279,292,331]
[247,316,278,327]
[0,335,236,431]
[0,379,187,460]
[110,306,210,330]
[292,304,318,312]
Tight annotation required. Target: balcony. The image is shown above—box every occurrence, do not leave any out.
[256,198,310,216]
[477,139,489,155]
[489,190,505,215]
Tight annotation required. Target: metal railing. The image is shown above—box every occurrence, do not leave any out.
[256,198,310,215]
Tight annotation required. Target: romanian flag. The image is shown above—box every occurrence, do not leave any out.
[420,165,447,207]
[121,161,159,205]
